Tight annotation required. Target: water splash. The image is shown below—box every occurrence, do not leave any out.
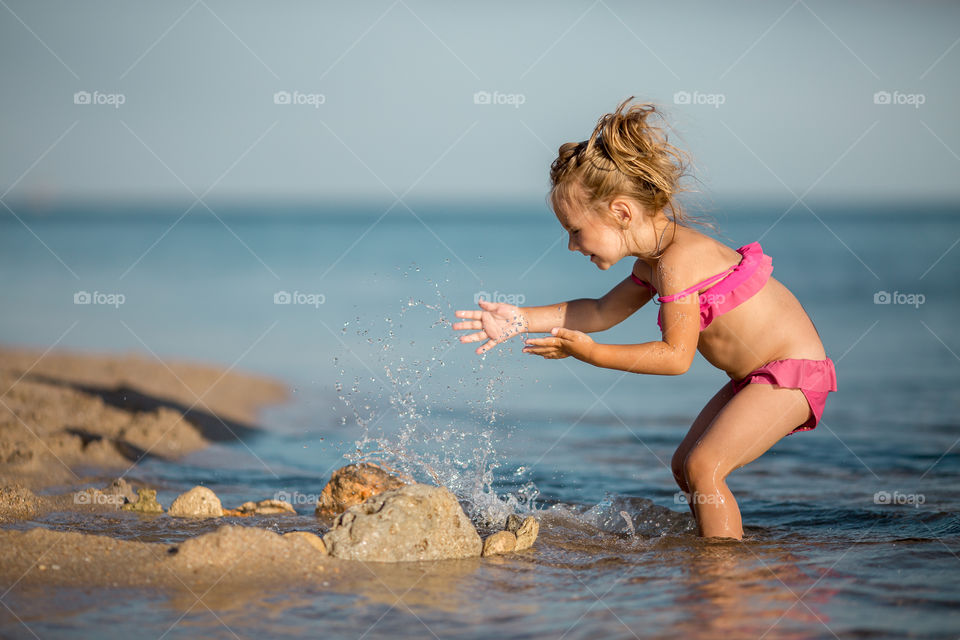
[332,260,539,527]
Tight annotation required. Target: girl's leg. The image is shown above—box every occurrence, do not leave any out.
[683,383,812,540]
[671,382,736,518]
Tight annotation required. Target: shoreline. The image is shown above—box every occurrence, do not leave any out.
[0,345,521,592]
[0,344,290,493]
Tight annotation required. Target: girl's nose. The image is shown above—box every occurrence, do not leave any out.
[567,235,576,252]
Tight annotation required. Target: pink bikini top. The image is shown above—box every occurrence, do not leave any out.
[630,242,774,332]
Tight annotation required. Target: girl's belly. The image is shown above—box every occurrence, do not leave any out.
[695,277,827,380]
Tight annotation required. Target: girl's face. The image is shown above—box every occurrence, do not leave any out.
[556,204,625,271]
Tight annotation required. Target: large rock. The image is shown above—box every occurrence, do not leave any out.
[282,531,327,554]
[168,525,314,573]
[168,486,223,518]
[315,463,407,516]
[322,483,481,562]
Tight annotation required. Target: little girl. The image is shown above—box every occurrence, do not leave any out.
[453,97,837,541]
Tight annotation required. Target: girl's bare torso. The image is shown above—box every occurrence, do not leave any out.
[633,227,827,380]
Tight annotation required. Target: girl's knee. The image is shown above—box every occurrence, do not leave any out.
[683,447,726,488]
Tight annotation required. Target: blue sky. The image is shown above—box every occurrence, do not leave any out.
[1,0,958,206]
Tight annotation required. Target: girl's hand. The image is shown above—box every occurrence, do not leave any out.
[453,299,528,355]
[523,327,595,361]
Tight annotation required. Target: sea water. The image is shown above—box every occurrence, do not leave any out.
[1,199,959,638]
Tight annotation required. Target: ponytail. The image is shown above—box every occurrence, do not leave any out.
[549,96,712,232]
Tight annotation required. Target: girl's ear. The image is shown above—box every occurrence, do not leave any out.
[609,198,634,228]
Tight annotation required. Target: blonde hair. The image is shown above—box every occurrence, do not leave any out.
[548,96,711,238]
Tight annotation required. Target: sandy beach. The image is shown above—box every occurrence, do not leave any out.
[0,345,320,590]
[0,345,289,490]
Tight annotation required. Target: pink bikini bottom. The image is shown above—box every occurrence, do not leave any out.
[728,357,838,435]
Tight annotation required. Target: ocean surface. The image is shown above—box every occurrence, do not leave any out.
[1,198,959,639]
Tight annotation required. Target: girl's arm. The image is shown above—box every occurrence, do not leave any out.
[454,273,652,354]
[585,339,694,376]
[522,275,653,333]
[524,278,701,375]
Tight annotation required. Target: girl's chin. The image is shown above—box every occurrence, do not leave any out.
[590,254,612,269]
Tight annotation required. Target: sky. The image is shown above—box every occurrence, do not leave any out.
[1,0,958,207]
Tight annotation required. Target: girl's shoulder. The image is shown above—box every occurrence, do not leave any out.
[630,258,654,286]
[655,230,741,293]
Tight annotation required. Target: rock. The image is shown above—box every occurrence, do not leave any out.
[121,488,163,514]
[481,530,517,557]
[237,499,296,515]
[283,531,327,554]
[168,486,223,518]
[505,513,523,533]
[315,463,407,517]
[514,515,539,551]
[168,525,297,571]
[102,478,137,504]
[323,483,481,562]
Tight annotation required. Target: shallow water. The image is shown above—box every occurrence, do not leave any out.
[1,200,959,638]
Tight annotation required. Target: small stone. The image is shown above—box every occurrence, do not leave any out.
[505,513,523,533]
[121,488,163,514]
[482,530,517,557]
[283,531,327,554]
[102,478,137,503]
[514,515,539,550]
[224,499,296,516]
[315,463,407,517]
[244,499,296,515]
[168,486,223,518]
